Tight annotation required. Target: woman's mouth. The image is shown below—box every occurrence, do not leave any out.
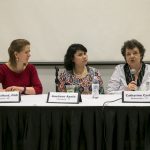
[130,59,135,63]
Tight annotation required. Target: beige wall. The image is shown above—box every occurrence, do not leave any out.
[0,0,150,62]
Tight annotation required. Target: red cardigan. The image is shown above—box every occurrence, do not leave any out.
[0,64,43,94]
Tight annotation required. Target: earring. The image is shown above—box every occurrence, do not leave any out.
[16,58,19,62]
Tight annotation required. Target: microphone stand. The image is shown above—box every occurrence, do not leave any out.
[55,66,59,92]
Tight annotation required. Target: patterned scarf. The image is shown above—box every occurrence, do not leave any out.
[124,62,145,86]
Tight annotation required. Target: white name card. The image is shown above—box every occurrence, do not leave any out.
[122,91,150,103]
[47,92,80,104]
[0,91,21,103]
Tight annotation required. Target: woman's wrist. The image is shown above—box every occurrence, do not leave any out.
[22,87,26,94]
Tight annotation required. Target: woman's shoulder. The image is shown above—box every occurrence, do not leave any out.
[87,66,102,74]
[0,63,6,67]
[58,69,73,81]
[145,64,150,67]
[60,69,73,76]
[26,64,36,70]
[145,64,150,71]
[113,64,125,72]
[87,66,97,72]
[0,63,9,71]
[88,66,94,70]
[87,66,101,77]
[24,64,37,74]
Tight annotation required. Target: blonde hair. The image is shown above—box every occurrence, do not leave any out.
[8,39,30,67]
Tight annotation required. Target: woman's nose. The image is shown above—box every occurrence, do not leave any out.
[130,53,134,57]
[83,54,87,58]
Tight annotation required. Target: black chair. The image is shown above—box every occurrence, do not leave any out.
[55,66,59,92]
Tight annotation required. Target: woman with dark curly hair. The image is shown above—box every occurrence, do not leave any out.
[107,39,150,93]
[58,43,104,94]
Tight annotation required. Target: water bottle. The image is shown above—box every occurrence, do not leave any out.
[146,75,150,91]
[74,78,80,93]
[92,76,99,98]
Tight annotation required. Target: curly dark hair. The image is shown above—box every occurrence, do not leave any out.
[64,44,87,70]
[121,39,145,61]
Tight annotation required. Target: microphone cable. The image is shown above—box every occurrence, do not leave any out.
[102,97,122,109]
[102,97,122,147]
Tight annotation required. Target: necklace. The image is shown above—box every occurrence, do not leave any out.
[73,67,88,78]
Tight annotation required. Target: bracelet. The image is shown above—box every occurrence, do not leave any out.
[22,87,26,94]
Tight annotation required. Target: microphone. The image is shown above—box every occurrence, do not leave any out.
[55,66,59,92]
[130,69,136,81]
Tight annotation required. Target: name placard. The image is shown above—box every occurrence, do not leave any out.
[122,91,150,103]
[0,91,21,103]
[47,92,81,104]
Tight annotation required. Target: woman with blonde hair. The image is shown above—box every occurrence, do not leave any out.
[0,39,43,94]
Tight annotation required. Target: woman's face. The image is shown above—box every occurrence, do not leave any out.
[125,47,141,68]
[15,45,31,65]
[73,50,88,67]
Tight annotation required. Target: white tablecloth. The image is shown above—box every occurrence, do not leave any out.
[0,93,150,106]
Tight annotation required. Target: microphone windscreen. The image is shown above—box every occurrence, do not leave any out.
[130,69,136,81]
[130,69,136,75]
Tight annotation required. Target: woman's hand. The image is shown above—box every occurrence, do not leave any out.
[0,88,5,92]
[5,86,24,93]
[127,81,137,91]
[5,86,35,94]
